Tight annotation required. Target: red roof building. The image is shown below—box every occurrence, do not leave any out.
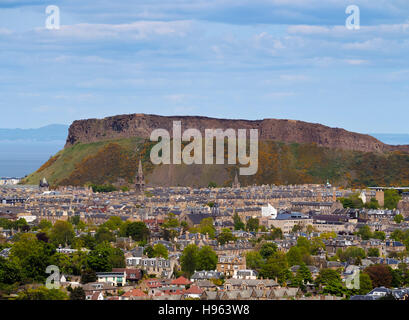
[171,276,192,286]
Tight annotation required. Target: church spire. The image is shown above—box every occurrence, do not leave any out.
[232,170,240,188]
[135,159,145,193]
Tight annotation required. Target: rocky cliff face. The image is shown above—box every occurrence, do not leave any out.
[65,113,409,153]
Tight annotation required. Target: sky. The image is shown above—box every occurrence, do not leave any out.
[1,1,409,133]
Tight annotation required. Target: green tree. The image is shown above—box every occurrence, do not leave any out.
[197,246,218,271]
[86,242,125,272]
[198,218,216,239]
[180,244,199,277]
[246,218,259,232]
[50,220,75,246]
[337,247,366,264]
[372,231,386,241]
[367,247,380,257]
[359,272,373,295]
[38,219,52,230]
[0,257,22,285]
[287,246,303,267]
[153,243,169,259]
[357,225,372,240]
[10,233,56,282]
[218,228,236,245]
[233,212,245,231]
[259,252,289,285]
[259,242,278,259]
[17,286,68,300]
[80,269,97,284]
[315,268,345,296]
[245,251,264,270]
[123,221,150,242]
[102,216,124,231]
[208,181,217,188]
[162,213,179,229]
[95,226,115,243]
[295,263,313,290]
[384,189,401,209]
[394,214,404,224]
[144,245,154,258]
[364,198,380,209]
[291,224,303,233]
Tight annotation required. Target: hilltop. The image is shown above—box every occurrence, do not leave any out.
[22,114,409,188]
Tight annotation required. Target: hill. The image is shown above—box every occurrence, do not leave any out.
[21,116,409,188]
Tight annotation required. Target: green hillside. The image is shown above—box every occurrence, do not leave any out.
[22,138,409,188]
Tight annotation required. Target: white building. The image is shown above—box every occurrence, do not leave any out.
[261,203,277,219]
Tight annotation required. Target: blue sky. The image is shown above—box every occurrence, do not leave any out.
[1,0,409,133]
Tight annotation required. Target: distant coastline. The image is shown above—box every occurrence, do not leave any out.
[370,134,409,146]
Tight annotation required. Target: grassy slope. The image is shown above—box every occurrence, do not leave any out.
[21,138,409,188]
[22,137,143,186]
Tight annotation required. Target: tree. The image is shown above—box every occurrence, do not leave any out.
[291,224,303,233]
[315,268,345,296]
[95,226,115,243]
[367,247,380,257]
[218,228,236,245]
[0,257,22,285]
[287,246,303,267]
[245,251,263,270]
[144,245,154,258]
[197,246,218,271]
[233,212,245,231]
[153,243,169,259]
[295,263,313,290]
[391,268,403,288]
[70,286,85,300]
[50,220,75,246]
[208,181,217,188]
[102,216,124,231]
[36,232,49,243]
[364,265,393,288]
[246,218,259,232]
[394,214,404,224]
[384,189,401,209]
[357,225,372,240]
[365,198,379,209]
[259,252,289,284]
[359,272,373,295]
[80,269,97,284]
[10,233,56,282]
[162,213,179,229]
[86,242,125,272]
[337,247,366,264]
[180,244,199,277]
[17,286,68,300]
[38,219,52,230]
[198,218,216,239]
[372,231,386,241]
[123,221,150,242]
[259,243,277,259]
[80,233,97,250]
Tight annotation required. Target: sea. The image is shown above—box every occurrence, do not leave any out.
[0,140,65,178]
[0,134,408,179]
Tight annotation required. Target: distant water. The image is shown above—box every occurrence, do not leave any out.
[0,140,65,178]
[370,134,409,145]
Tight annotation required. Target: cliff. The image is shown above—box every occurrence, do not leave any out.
[65,113,409,153]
